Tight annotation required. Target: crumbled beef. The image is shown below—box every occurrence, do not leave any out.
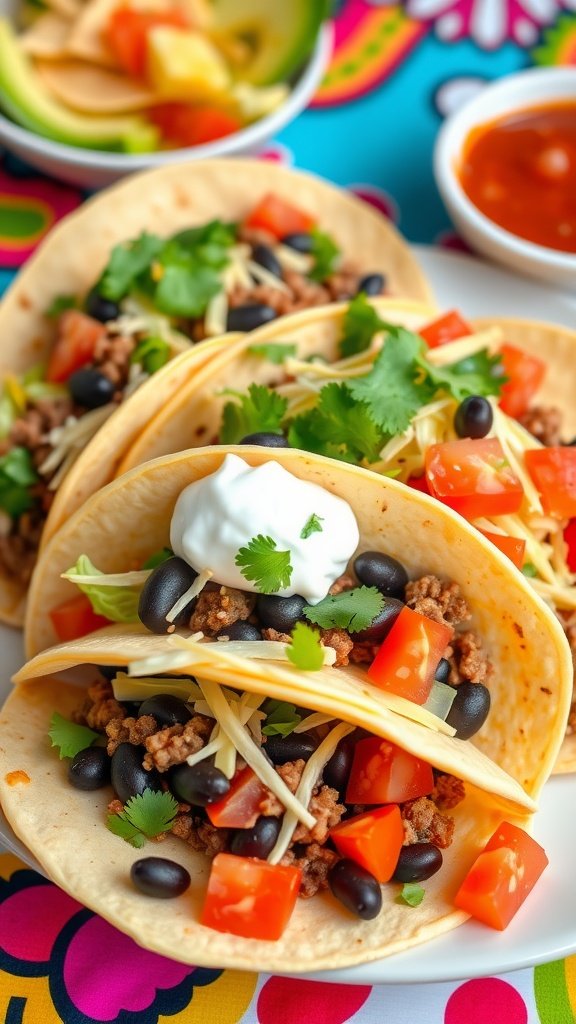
[328,572,356,595]
[518,405,563,447]
[108,798,124,815]
[349,640,380,665]
[292,785,345,844]
[0,507,44,585]
[237,225,277,248]
[320,628,354,667]
[106,714,157,756]
[324,265,363,302]
[281,843,339,898]
[74,678,126,731]
[405,574,470,627]
[142,714,212,771]
[259,759,306,817]
[189,586,255,635]
[261,627,291,643]
[401,796,455,848]
[431,773,465,810]
[172,814,229,857]
[448,631,493,686]
[92,331,136,389]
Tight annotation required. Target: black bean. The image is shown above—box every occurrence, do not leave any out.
[131,857,191,898]
[226,304,277,332]
[354,551,409,598]
[239,432,289,448]
[328,859,382,920]
[251,243,282,279]
[68,746,110,791]
[138,557,198,633]
[446,682,491,739]
[352,597,404,642]
[213,620,262,641]
[393,843,443,883]
[256,593,306,632]
[111,743,162,803]
[169,762,230,806]
[69,368,115,410]
[138,694,192,727]
[434,657,451,683]
[98,664,125,680]
[454,395,493,439]
[323,734,357,793]
[264,732,318,765]
[281,232,313,253]
[356,273,385,297]
[85,289,120,323]
[229,816,281,859]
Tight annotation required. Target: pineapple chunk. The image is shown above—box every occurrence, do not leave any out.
[147,27,231,100]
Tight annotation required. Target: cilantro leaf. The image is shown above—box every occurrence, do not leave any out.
[522,562,538,578]
[99,232,164,301]
[301,513,324,540]
[339,293,388,358]
[153,261,221,318]
[398,883,425,907]
[220,384,288,444]
[309,229,340,282]
[248,342,297,364]
[303,586,384,633]
[65,554,140,623]
[48,712,100,759]
[123,790,179,837]
[107,814,147,848]
[346,327,434,436]
[417,349,505,401]
[235,534,292,594]
[46,294,78,317]
[142,547,173,570]
[262,700,302,736]
[130,335,170,375]
[288,383,382,464]
[286,622,324,671]
[0,447,39,517]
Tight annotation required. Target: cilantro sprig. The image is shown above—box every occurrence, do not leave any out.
[248,342,297,365]
[221,385,288,445]
[131,335,170,375]
[398,883,425,907]
[262,699,302,736]
[339,292,389,358]
[301,513,324,540]
[48,713,100,760]
[309,229,340,282]
[303,586,384,634]
[235,534,293,594]
[0,447,39,518]
[287,622,325,671]
[107,790,179,849]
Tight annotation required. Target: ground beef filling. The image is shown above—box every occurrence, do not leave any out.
[78,678,463,899]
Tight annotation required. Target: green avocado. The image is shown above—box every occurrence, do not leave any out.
[0,18,158,152]
[212,0,330,86]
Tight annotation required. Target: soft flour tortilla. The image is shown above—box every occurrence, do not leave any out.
[25,445,572,802]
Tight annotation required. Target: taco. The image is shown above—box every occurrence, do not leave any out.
[0,159,432,627]
[3,446,569,970]
[114,302,576,773]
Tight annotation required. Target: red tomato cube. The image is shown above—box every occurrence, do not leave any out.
[419,310,472,349]
[367,605,453,704]
[455,821,548,930]
[49,594,110,643]
[525,447,576,519]
[244,193,316,239]
[498,344,546,420]
[425,437,524,519]
[46,310,105,383]
[201,854,301,940]
[331,804,404,882]
[478,529,526,570]
[206,766,268,829]
[345,736,434,805]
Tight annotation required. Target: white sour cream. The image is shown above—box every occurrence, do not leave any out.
[170,454,359,605]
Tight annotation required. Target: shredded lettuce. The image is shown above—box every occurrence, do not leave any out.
[64,555,141,623]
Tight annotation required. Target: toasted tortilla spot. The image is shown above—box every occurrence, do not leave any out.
[35,59,159,113]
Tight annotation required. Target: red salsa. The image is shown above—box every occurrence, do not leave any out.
[460,101,576,253]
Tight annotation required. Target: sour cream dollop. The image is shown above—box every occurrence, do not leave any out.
[170,454,359,605]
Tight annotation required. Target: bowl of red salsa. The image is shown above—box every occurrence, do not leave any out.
[434,68,576,289]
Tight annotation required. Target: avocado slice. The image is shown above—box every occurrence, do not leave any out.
[212,0,329,86]
[0,18,157,152]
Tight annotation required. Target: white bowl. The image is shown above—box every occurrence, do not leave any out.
[0,10,332,189]
[434,68,576,289]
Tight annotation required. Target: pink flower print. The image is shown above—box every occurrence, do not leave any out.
[405,0,576,49]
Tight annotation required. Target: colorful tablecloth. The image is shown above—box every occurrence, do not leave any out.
[2,2,576,1020]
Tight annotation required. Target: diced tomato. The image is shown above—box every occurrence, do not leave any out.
[201,853,301,940]
[106,7,188,78]
[419,310,472,349]
[330,804,404,883]
[49,594,110,643]
[455,822,548,930]
[150,104,242,148]
[46,310,105,383]
[367,605,453,704]
[498,344,546,420]
[206,766,268,829]
[564,518,576,572]
[525,447,576,519]
[244,193,316,240]
[478,529,526,570]
[425,437,524,519]
[346,736,434,805]
[407,474,430,495]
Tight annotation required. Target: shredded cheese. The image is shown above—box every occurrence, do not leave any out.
[293,712,335,733]
[204,291,229,338]
[426,328,503,366]
[170,633,337,667]
[112,672,203,703]
[165,569,213,624]
[39,404,115,479]
[247,259,290,294]
[61,569,151,587]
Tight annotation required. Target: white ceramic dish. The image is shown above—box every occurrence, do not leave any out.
[0,0,332,188]
[434,68,576,290]
[2,246,576,983]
